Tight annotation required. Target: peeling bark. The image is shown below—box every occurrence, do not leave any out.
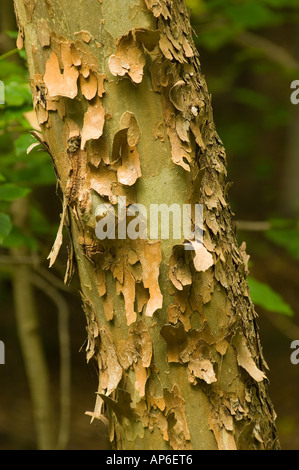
[14,0,279,450]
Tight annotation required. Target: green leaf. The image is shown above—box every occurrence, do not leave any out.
[0,60,25,80]
[0,184,31,201]
[265,228,299,259]
[248,277,293,316]
[18,50,27,61]
[29,205,57,238]
[0,107,31,129]
[11,154,56,186]
[0,212,12,243]
[196,26,238,50]
[233,87,273,111]
[6,31,18,39]
[186,0,205,14]
[224,2,280,29]
[4,82,32,107]
[14,133,36,157]
[1,227,38,250]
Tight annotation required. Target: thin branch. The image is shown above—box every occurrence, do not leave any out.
[236,220,271,232]
[235,30,299,71]
[0,47,19,61]
[0,255,76,294]
[35,265,74,294]
[0,254,40,265]
[193,21,299,71]
[264,310,299,341]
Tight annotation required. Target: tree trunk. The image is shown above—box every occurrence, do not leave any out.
[13,0,280,450]
[11,198,55,450]
[0,0,16,54]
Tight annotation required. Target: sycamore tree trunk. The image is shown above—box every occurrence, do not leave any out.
[14,0,279,450]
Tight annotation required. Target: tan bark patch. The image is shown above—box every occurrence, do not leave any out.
[108,31,146,84]
[117,321,153,397]
[44,51,79,99]
[81,96,106,149]
[79,71,98,100]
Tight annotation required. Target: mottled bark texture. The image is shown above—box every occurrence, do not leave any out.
[14,0,279,450]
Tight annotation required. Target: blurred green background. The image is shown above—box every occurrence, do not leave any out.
[1,0,299,449]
